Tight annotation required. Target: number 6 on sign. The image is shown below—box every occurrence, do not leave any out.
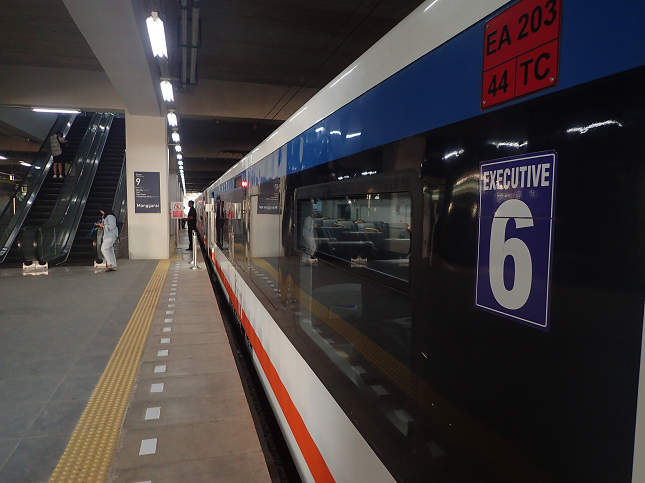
[476,152,557,330]
[489,200,533,310]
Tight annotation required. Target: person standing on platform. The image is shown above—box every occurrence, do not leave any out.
[185,200,197,251]
[50,132,67,178]
[98,206,118,272]
[216,198,225,247]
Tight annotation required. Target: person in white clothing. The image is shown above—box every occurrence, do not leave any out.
[97,206,118,272]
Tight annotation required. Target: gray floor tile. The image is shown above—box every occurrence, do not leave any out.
[95,326,127,338]
[124,390,250,429]
[149,322,223,335]
[82,334,121,355]
[0,376,65,404]
[0,356,77,380]
[131,372,242,403]
[50,373,100,402]
[110,451,271,483]
[146,331,229,347]
[0,403,46,439]
[111,416,261,470]
[141,342,232,362]
[24,400,87,437]
[0,434,69,483]
[154,306,217,317]
[0,439,19,469]
[67,353,111,374]
[138,355,237,379]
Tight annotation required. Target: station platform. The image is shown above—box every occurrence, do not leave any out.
[0,233,272,483]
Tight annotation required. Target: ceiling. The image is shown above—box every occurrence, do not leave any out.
[0,0,427,192]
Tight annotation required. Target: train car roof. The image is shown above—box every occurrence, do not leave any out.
[209,0,509,191]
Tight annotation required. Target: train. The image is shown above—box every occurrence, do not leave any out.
[195,0,645,481]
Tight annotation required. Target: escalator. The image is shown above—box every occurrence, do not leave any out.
[30,113,114,266]
[66,117,126,264]
[1,115,91,267]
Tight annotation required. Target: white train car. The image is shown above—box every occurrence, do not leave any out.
[197,0,645,481]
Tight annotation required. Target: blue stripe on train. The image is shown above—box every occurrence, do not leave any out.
[216,0,645,193]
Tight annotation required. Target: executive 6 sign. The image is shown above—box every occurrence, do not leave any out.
[475,152,557,330]
[482,0,562,108]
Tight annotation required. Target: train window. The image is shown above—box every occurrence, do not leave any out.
[298,192,412,282]
[228,200,247,269]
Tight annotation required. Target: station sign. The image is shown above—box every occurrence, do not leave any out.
[134,172,161,213]
[475,151,557,330]
[171,202,184,219]
[482,0,562,108]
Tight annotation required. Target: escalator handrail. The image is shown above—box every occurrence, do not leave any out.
[0,114,76,262]
[35,113,115,264]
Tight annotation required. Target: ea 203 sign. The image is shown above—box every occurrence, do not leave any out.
[482,0,562,108]
[475,152,557,330]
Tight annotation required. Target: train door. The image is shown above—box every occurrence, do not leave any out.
[228,198,247,271]
[248,179,282,308]
[294,170,423,441]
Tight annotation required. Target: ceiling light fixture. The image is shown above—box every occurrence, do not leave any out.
[146,12,168,58]
[176,153,182,160]
[171,132,180,143]
[33,108,80,114]
[160,80,174,102]
[175,145,182,152]
[167,111,177,126]
[0,155,7,160]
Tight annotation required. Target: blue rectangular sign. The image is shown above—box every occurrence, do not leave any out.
[475,151,557,330]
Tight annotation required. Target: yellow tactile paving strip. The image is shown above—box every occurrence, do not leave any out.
[48,258,176,483]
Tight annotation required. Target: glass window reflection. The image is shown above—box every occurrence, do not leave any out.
[298,192,412,282]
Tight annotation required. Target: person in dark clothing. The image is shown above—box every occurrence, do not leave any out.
[216,199,225,247]
[185,200,197,250]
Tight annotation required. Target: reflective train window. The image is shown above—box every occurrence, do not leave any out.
[228,200,247,269]
[298,192,412,282]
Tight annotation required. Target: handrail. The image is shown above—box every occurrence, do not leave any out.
[34,113,114,264]
[112,152,127,225]
[0,114,76,263]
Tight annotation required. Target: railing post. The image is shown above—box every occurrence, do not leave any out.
[189,231,201,269]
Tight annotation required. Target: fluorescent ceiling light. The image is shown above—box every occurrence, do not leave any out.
[0,155,7,160]
[175,145,182,152]
[167,112,177,126]
[160,81,174,102]
[146,13,168,58]
[33,108,80,114]
[20,161,32,167]
[176,153,182,160]
[178,160,183,165]
[171,132,180,143]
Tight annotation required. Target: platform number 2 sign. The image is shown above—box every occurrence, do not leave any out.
[475,152,557,330]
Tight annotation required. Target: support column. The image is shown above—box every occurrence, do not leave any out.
[168,168,180,248]
[126,113,169,259]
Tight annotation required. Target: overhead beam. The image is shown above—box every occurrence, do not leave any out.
[62,0,161,116]
[0,66,125,112]
[176,79,318,120]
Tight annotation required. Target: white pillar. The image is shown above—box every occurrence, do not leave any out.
[126,113,169,259]
[169,168,179,246]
